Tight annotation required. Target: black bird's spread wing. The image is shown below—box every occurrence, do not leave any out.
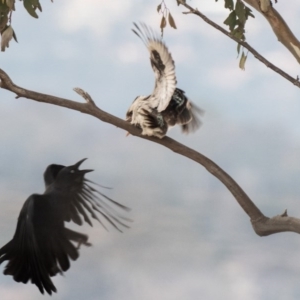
[0,159,131,295]
[132,22,176,112]
[0,195,57,295]
[48,159,131,232]
[56,178,131,232]
[0,194,87,295]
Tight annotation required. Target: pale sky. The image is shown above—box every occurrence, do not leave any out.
[1,1,300,299]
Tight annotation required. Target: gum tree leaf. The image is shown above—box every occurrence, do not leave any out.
[224,11,237,31]
[23,0,38,18]
[6,0,15,10]
[12,27,17,42]
[160,16,166,35]
[0,1,9,13]
[23,0,43,18]
[157,3,161,13]
[232,26,245,40]
[160,16,166,29]
[30,0,42,12]
[0,13,7,32]
[245,6,255,19]
[235,0,246,25]
[224,0,234,11]
[237,43,241,55]
[168,12,177,29]
[1,25,13,51]
[239,51,247,70]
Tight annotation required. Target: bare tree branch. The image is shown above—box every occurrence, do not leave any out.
[243,0,300,64]
[176,0,300,89]
[0,68,299,236]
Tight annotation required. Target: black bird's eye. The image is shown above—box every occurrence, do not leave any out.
[70,170,75,174]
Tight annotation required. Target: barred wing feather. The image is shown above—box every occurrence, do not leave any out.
[132,23,177,112]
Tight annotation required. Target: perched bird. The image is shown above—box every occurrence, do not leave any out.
[0,159,130,295]
[126,22,203,139]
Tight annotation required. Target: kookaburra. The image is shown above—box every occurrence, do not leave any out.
[126,23,203,139]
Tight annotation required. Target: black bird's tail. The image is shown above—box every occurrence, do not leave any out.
[0,227,90,295]
[0,239,57,295]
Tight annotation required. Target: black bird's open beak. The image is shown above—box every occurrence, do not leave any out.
[72,158,94,174]
[73,158,88,168]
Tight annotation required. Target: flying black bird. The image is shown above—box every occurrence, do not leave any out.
[126,22,203,139]
[0,159,130,295]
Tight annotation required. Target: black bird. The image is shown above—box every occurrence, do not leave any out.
[126,22,204,138]
[0,158,130,295]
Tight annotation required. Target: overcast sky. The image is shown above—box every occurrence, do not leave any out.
[1,1,300,299]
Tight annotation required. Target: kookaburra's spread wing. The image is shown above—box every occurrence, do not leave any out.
[132,23,176,112]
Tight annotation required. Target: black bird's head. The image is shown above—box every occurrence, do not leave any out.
[44,164,65,188]
[53,158,93,191]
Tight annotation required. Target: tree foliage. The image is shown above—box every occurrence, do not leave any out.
[0,0,52,51]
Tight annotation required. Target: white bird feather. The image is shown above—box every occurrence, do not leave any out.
[132,23,176,112]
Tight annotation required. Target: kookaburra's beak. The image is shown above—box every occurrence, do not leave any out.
[126,132,130,137]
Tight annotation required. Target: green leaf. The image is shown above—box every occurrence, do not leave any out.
[24,0,38,18]
[6,0,15,11]
[224,0,234,11]
[168,12,177,29]
[237,43,241,55]
[23,0,42,18]
[245,6,255,19]
[12,27,17,42]
[235,0,246,25]
[232,26,245,40]
[0,13,7,32]
[30,0,42,12]
[0,2,9,13]
[224,11,237,31]
[239,51,247,70]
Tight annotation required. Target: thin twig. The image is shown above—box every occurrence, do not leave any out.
[73,87,97,107]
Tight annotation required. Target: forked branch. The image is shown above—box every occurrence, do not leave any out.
[0,68,299,237]
[243,0,300,64]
